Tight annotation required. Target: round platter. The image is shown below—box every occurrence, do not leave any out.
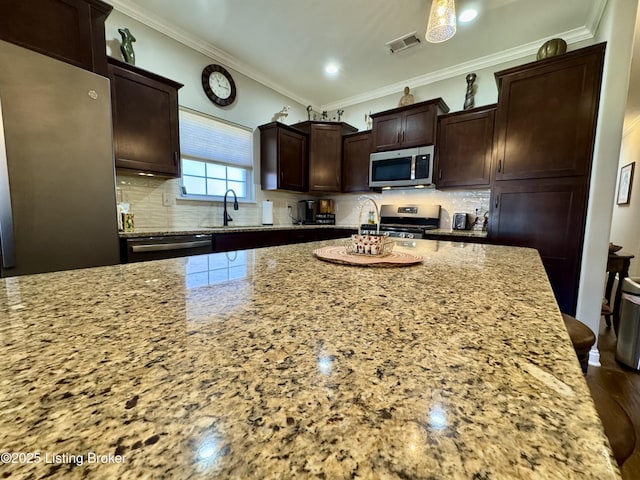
[313,246,423,267]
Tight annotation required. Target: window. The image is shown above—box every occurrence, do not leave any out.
[179,108,254,201]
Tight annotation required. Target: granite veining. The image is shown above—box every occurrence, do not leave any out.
[0,240,619,479]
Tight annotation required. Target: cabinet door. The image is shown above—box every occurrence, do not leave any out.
[0,0,112,75]
[342,131,372,192]
[401,103,437,148]
[489,180,587,314]
[278,127,308,191]
[372,113,402,151]
[494,45,604,181]
[109,61,181,177]
[309,124,342,192]
[436,107,494,188]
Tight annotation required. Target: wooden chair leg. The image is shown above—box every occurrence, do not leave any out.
[602,303,613,328]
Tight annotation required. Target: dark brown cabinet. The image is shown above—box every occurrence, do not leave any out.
[489,180,587,313]
[490,43,606,315]
[493,44,605,182]
[108,57,183,177]
[292,121,357,193]
[436,105,495,189]
[0,0,112,75]
[342,130,374,193]
[213,228,356,253]
[371,98,449,152]
[259,122,308,192]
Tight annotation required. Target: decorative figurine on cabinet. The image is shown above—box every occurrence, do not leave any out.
[365,111,372,130]
[399,86,415,107]
[306,105,313,120]
[118,28,136,65]
[337,109,344,121]
[463,73,476,110]
[272,105,290,122]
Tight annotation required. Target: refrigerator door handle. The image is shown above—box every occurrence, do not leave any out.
[0,97,16,269]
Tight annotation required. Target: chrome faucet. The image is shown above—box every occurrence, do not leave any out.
[223,189,238,226]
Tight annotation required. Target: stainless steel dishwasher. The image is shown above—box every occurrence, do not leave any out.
[121,234,213,263]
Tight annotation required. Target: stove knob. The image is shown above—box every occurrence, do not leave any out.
[399,232,406,238]
[407,233,414,239]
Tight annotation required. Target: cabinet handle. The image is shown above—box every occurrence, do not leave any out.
[498,159,502,173]
[438,169,442,180]
[173,152,178,166]
[397,131,400,143]
[495,194,500,209]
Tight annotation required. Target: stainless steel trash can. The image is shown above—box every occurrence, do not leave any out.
[616,277,640,370]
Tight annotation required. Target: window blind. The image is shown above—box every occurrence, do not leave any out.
[179,109,252,167]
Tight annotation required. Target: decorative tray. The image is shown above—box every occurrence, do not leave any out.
[313,246,423,267]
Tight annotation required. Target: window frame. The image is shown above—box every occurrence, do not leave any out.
[178,107,255,203]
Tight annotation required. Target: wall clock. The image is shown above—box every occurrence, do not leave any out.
[201,64,236,106]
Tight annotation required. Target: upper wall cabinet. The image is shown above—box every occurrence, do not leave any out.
[493,43,606,182]
[108,57,183,178]
[259,122,308,192]
[0,0,112,75]
[292,121,357,193]
[436,105,496,189]
[370,98,449,152]
[342,130,375,193]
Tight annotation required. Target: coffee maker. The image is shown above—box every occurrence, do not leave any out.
[297,200,317,224]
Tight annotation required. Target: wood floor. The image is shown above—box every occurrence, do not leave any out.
[586,318,640,479]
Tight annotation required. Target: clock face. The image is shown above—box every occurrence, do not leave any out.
[209,72,231,99]
[202,64,236,106]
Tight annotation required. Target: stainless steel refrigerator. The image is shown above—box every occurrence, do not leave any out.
[0,40,120,277]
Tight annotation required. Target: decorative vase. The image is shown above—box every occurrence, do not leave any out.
[537,38,567,61]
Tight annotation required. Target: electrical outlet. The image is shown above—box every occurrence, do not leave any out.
[162,192,173,207]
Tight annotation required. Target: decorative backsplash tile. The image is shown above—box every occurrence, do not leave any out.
[116,172,490,230]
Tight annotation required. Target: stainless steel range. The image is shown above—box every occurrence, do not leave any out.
[361,204,440,239]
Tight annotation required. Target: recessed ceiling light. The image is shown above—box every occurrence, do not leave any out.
[459,8,478,23]
[325,63,339,75]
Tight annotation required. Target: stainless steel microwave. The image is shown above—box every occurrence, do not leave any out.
[369,145,434,188]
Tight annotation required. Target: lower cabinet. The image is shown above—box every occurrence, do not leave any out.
[488,180,587,314]
[214,230,290,252]
[213,228,355,253]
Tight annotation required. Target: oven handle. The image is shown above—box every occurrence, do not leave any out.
[131,240,211,253]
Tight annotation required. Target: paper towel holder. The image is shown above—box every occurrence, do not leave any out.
[262,200,273,226]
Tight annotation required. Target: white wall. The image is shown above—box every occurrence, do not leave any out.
[610,123,640,275]
[576,0,639,365]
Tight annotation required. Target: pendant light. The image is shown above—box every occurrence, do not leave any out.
[426,0,457,43]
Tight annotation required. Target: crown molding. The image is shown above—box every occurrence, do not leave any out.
[586,0,609,35]
[108,0,313,108]
[321,26,595,110]
[109,0,606,112]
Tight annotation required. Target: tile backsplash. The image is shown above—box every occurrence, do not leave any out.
[326,188,491,230]
[116,173,490,231]
[115,173,305,229]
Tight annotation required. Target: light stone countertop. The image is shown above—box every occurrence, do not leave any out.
[423,228,489,239]
[0,239,619,479]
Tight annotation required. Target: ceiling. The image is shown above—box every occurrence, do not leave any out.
[109,0,639,122]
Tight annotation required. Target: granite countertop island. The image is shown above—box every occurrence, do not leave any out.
[0,240,618,479]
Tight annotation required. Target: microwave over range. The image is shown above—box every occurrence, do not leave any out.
[369,145,434,188]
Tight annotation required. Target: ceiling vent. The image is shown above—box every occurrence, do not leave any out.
[386,32,421,53]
